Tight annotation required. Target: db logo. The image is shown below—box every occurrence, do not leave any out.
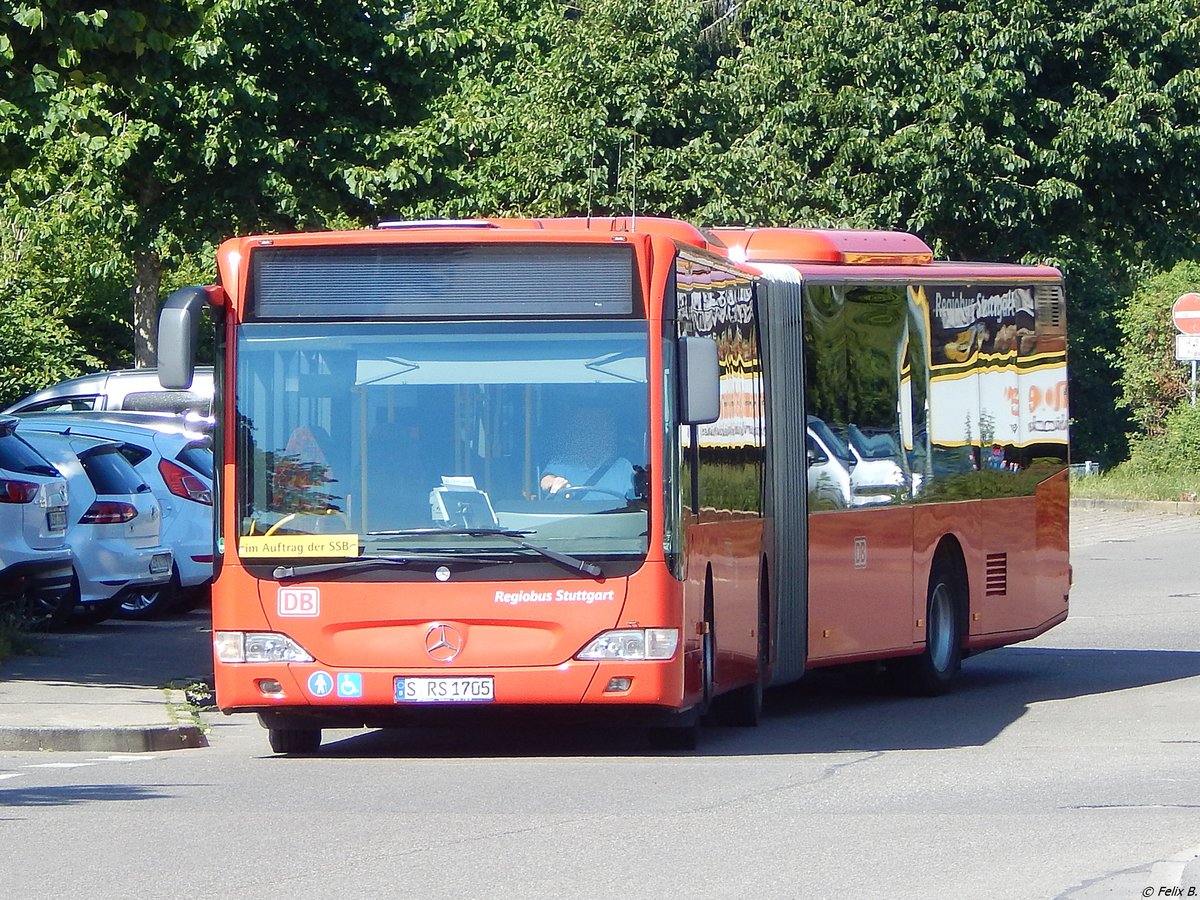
[278,587,320,617]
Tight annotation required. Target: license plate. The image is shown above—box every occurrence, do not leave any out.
[47,507,67,532]
[150,553,172,574]
[394,676,494,704]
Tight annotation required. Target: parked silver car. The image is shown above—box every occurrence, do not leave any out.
[3,367,214,420]
[18,428,174,626]
[16,412,214,618]
[0,416,73,627]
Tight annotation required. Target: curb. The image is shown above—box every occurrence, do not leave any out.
[1070,497,1200,516]
[0,723,208,753]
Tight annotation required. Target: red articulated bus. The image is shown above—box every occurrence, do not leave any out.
[157,217,1070,754]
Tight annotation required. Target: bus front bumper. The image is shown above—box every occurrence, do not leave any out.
[214,656,689,726]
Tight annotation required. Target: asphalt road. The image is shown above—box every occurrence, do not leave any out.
[0,506,1196,900]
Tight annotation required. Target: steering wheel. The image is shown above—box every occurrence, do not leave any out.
[558,484,628,501]
[264,509,352,536]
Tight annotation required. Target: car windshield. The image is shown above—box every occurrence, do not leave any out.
[236,320,650,562]
[807,416,856,467]
[836,423,901,461]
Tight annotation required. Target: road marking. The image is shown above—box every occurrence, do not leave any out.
[22,762,96,769]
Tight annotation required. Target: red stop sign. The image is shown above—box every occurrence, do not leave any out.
[1173,292,1200,334]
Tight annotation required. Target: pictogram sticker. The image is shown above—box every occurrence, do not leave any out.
[337,673,363,698]
[308,671,334,697]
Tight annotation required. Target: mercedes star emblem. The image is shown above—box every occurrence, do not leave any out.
[424,624,464,662]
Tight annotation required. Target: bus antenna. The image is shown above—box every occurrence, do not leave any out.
[630,133,638,232]
[586,138,595,223]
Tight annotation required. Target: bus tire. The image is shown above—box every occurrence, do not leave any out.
[900,559,964,696]
[268,726,322,754]
[711,591,766,727]
[701,581,716,712]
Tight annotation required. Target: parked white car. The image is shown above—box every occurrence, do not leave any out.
[833,423,909,506]
[806,416,854,510]
[3,366,214,421]
[18,428,174,625]
[0,416,74,627]
[16,412,213,618]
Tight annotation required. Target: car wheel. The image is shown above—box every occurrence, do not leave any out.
[71,591,124,626]
[13,586,73,631]
[119,571,181,620]
[171,582,211,615]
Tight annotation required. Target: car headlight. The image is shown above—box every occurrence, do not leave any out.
[576,628,679,661]
[214,631,314,664]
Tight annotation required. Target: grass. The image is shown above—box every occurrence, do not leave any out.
[0,612,41,665]
[1071,467,1200,503]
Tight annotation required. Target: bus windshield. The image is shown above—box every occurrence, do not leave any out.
[235,320,650,563]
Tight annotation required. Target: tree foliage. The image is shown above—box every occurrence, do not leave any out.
[2,0,1200,461]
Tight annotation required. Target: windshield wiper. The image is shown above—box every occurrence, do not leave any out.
[367,527,603,578]
[272,553,509,581]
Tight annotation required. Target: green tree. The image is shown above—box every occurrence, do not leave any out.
[2,0,474,366]
[693,0,1200,461]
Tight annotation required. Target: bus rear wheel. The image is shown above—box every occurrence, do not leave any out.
[899,559,963,696]
[267,726,322,754]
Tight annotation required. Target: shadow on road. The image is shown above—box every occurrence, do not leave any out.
[306,644,1200,759]
[0,783,175,811]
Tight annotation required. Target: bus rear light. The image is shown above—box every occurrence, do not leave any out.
[577,628,679,661]
[159,459,213,505]
[215,631,314,664]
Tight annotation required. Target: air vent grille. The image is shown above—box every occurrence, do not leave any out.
[1034,284,1066,336]
[986,553,1008,596]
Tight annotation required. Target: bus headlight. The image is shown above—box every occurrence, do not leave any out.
[215,631,315,664]
[576,628,679,661]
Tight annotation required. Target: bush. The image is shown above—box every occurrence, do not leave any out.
[1125,403,1200,475]
[1116,260,1200,439]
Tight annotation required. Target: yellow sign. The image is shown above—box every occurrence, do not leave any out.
[239,534,360,558]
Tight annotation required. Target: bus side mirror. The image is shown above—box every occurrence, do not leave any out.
[158,286,208,389]
[679,336,720,425]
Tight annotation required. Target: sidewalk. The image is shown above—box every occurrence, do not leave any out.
[1070,495,1200,516]
[0,610,213,752]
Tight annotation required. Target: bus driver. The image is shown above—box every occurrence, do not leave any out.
[539,406,635,500]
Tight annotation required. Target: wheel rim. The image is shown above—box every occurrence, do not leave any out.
[928,583,955,673]
[16,594,55,630]
[121,590,158,614]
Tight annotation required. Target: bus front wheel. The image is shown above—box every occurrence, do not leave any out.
[267,726,322,755]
